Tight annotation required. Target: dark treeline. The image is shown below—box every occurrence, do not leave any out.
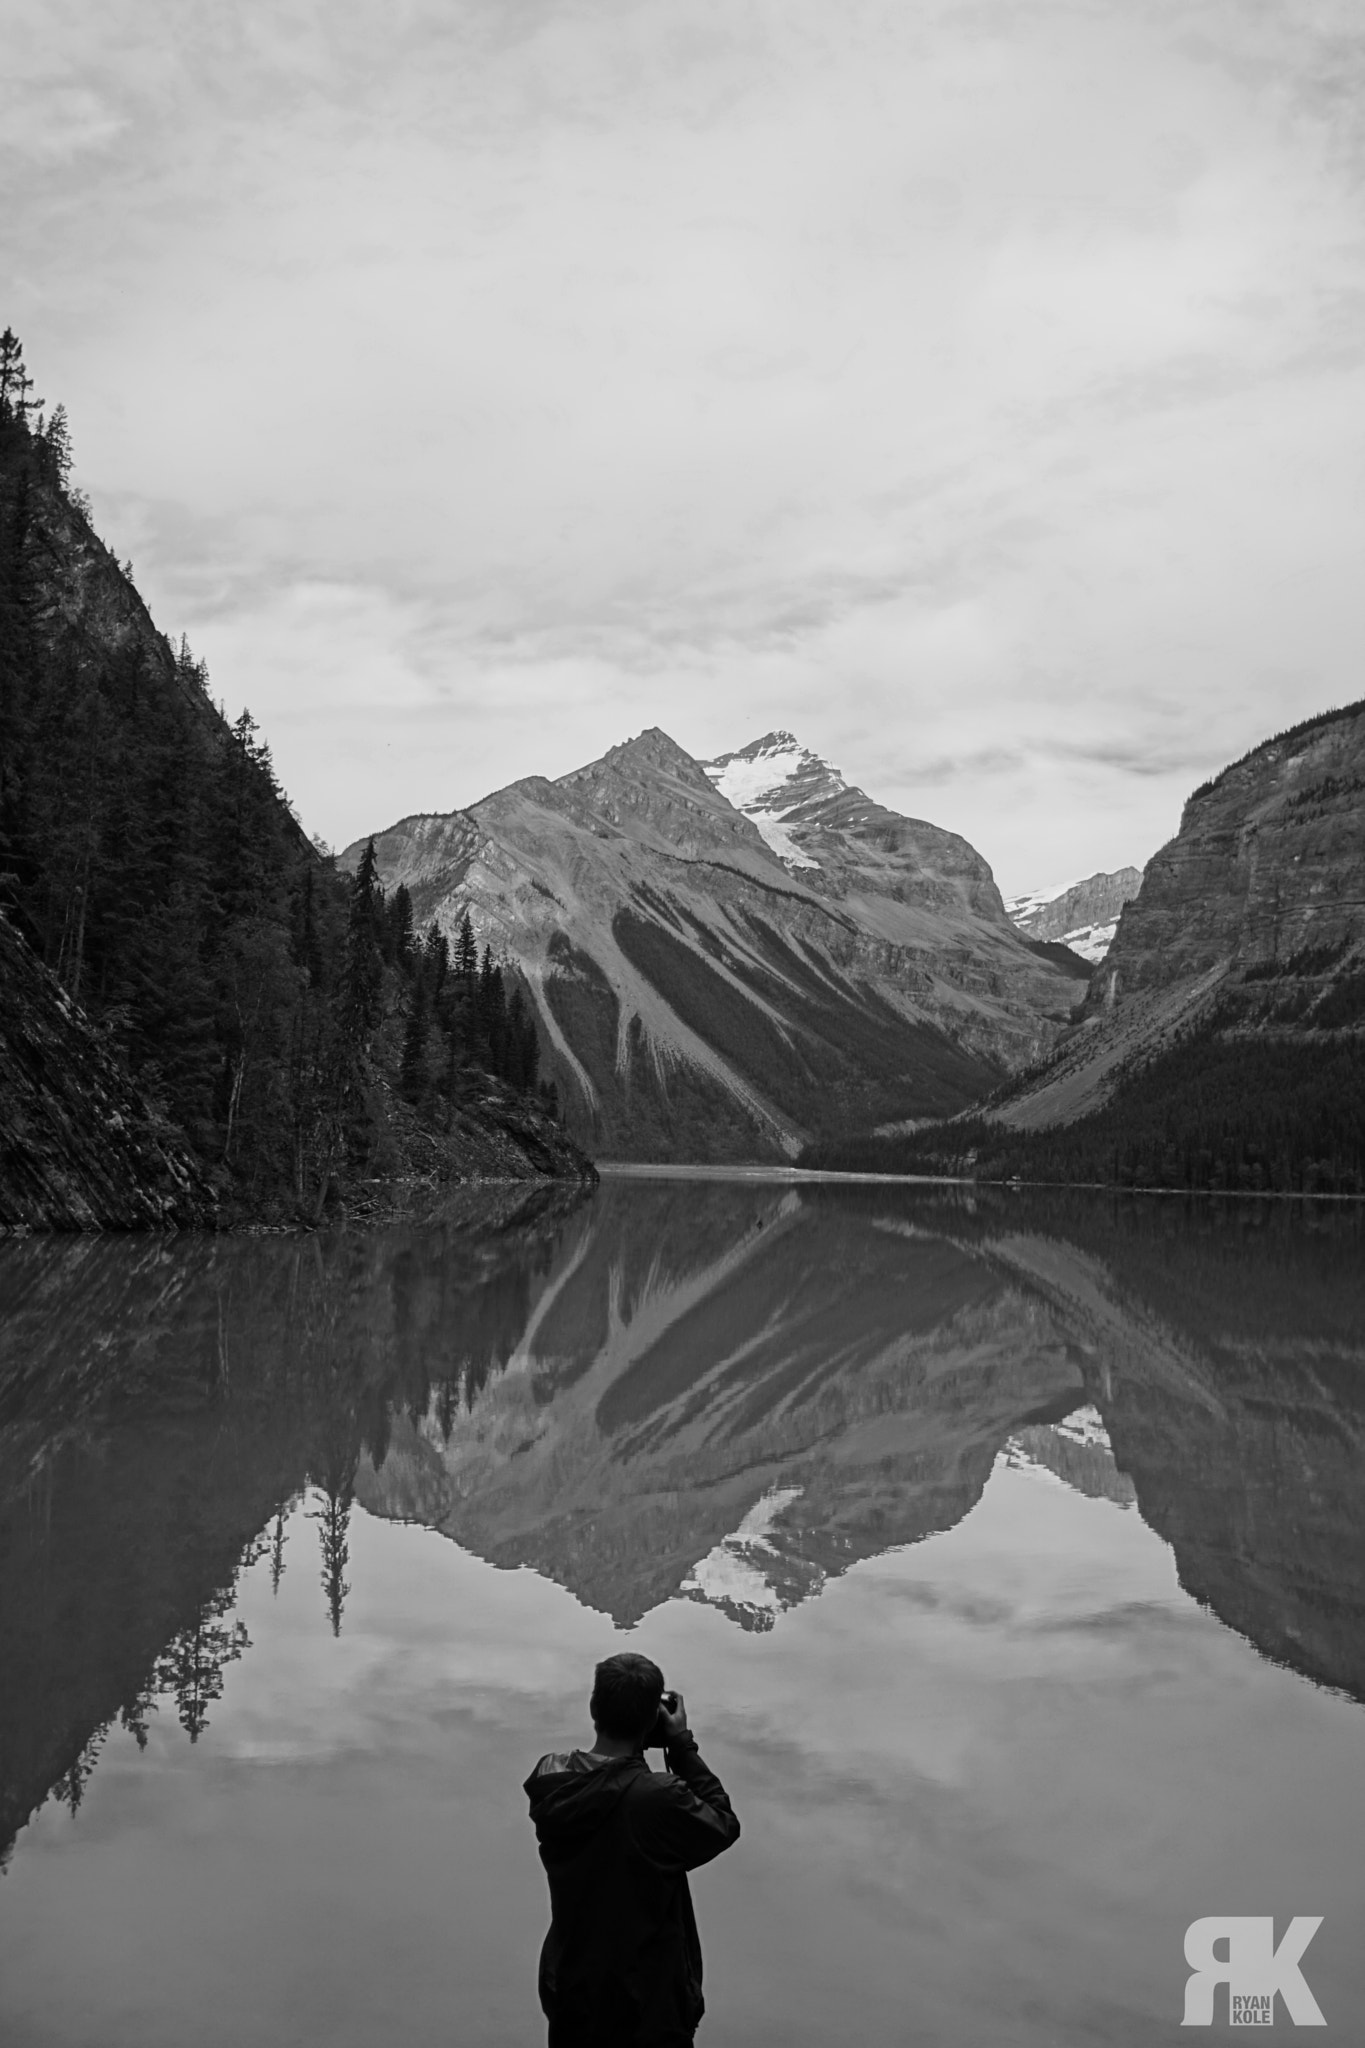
[0,331,546,1217]
[367,846,545,1111]
[803,1025,1365,1195]
[1188,693,1365,802]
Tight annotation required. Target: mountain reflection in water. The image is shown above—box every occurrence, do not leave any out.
[2,1178,1363,1875]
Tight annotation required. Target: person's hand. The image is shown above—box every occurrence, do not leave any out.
[657,1690,689,1744]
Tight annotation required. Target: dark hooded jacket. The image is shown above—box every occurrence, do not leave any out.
[524,1734,740,2046]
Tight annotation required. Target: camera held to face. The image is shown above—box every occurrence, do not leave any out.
[648,1692,680,1747]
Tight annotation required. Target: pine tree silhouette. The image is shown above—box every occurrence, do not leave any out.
[400,975,429,1101]
[269,1509,288,1596]
[343,838,385,1040]
[315,1481,353,1638]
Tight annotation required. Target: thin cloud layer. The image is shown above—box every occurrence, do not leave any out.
[5,0,1365,887]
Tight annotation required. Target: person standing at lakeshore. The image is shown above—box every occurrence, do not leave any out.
[525,1653,741,2047]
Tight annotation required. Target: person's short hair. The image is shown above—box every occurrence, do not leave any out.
[590,1652,664,1739]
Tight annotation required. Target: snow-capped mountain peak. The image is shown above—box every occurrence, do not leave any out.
[1006,880,1080,922]
[701,732,846,869]
[1005,868,1143,964]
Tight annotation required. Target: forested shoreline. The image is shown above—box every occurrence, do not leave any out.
[803,1023,1365,1195]
[0,332,584,1224]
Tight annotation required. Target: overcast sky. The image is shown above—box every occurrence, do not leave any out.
[6,0,1365,891]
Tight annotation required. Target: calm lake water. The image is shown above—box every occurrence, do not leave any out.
[1,1178,1363,2047]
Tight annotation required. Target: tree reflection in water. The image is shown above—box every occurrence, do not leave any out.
[2,1178,1362,1869]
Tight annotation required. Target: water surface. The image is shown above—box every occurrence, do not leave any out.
[2,1182,1363,2046]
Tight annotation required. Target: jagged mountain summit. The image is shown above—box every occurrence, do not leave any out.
[700,730,1009,920]
[344,728,1086,1161]
[701,731,846,868]
[1005,868,1144,964]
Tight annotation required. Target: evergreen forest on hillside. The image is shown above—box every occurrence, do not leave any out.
[803,1022,1365,1195]
[0,331,551,1218]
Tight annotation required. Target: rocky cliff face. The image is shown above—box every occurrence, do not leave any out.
[0,915,215,1230]
[1006,868,1143,963]
[345,728,1081,1160]
[1090,702,1365,1008]
[991,701,1365,1127]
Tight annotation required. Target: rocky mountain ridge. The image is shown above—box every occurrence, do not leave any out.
[990,700,1365,1130]
[1005,868,1143,964]
[345,728,1085,1161]
[1092,701,1365,1006]
[701,729,1011,921]
[701,730,848,869]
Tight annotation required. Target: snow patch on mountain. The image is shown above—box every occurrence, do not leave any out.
[734,806,818,869]
[702,732,845,870]
[1006,881,1080,922]
[1056,920,1120,964]
[680,1484,810,1629]
[1006,868,1143,964]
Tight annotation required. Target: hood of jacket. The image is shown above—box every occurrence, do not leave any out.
[524,1750,645,1860]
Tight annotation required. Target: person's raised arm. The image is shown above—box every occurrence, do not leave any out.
[640,1692,740,1871]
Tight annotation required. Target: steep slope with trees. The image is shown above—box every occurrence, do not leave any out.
[0,913,214,1228]
[0,331,591,1225]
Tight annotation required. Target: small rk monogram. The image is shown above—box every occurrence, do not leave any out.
[1182,1917,1325,2028]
